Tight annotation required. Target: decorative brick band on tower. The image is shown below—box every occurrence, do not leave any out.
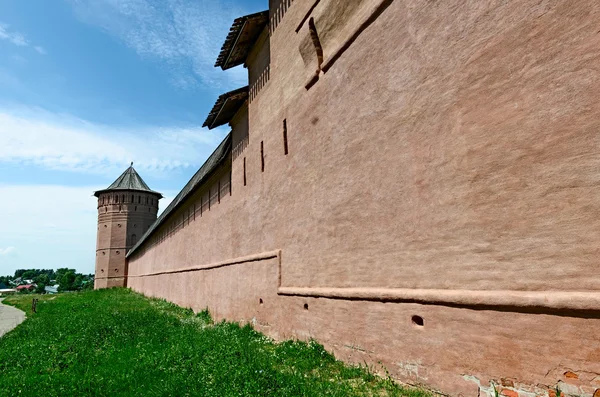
[94,165,162,289]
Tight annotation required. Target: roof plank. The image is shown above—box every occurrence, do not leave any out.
[215,11,269,70]
[202,86,249,129]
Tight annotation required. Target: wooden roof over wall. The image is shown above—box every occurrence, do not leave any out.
[127,134,232,258]
[202,86,249,129]
[215,10,269,70]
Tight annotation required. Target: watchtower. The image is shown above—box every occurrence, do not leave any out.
[94,164,162,289]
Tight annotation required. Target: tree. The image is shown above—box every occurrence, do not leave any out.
[58,271,76,292]
[21,270,36,280]
[35,274,50,286]
[35,283,46,294]
[74,275,83,290]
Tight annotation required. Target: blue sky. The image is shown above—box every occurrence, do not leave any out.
[0,0,266,276]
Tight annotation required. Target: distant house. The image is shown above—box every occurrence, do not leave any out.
[0,288,16,296]
[44,285,59,294]
[16,284,35,292]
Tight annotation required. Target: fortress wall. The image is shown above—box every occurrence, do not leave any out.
[128,1,600,395]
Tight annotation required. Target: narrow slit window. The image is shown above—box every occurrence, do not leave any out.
[283,119,289,155]
[243,157,247,186]
[261,141,265,172]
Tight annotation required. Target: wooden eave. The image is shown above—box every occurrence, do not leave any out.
[215,10,269,70]
[202,86,249,129]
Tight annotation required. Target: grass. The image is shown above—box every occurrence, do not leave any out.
[0,289,430,397]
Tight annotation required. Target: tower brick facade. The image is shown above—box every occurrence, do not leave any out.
[94,165,161,289]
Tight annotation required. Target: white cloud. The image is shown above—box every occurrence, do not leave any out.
[0,184,178,275]
[0,23,46,54]
[0,247,15,256]
[0,24,28,46]
[67,0,259,90]
[0,107,230,177]
[10,54,27,64]
[0,184,99,275]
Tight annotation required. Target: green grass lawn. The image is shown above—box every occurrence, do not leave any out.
[0,289,429,397]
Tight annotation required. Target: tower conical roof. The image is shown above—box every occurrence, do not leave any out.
[94,164,162,197]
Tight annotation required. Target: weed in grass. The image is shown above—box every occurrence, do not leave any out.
[0,288,430,397]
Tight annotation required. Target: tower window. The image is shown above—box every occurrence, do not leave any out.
[243,157,247,186]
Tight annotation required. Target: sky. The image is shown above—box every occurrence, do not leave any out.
[0,0,266,277]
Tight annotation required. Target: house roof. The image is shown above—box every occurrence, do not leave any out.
[16,284,34,290]
[202,86,249,129]
[215,10,269,70]
[127,133,232,258]
[94,164,162,197]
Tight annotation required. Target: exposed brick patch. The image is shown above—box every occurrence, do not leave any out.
[501,388,519,397]
[564,371,578,379]
[593,388,600,397]
[501,378,515,388]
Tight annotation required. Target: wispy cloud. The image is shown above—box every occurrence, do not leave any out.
[0,184,96,274]
[0,183,177,274]
[0,24,27,46]
[0,107,230,176]
[0,23,46,54]
[0,247,15,256]
[10,54,27,64]
[67,0,260,90]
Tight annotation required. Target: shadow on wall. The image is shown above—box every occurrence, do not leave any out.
[232,110,250,162]
[250,64,270,103]
[270,0,295,33]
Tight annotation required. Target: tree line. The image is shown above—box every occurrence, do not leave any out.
[0,268,94,293]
